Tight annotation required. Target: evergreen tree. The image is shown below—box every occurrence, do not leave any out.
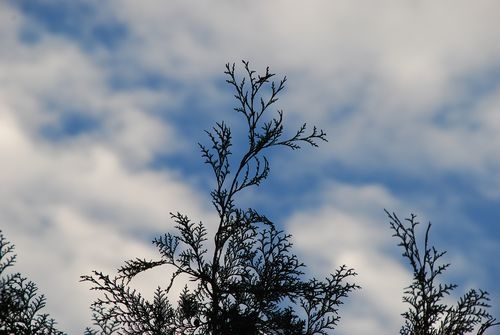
[81,61,359,335]
[0,61,496,335]
[0,230,66,335]
[386,211,498,335]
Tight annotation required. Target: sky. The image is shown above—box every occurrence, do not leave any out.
[1,1,499,334]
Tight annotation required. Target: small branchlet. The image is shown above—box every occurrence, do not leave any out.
[386,210,499,335]
[0,230,66,335]
[219,60,327,205]
[300,266,360,335]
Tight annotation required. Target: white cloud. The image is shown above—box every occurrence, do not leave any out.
[0,123,210,331]
[111,0,500,188]
[0,3,206,331]
[1,0,499,333]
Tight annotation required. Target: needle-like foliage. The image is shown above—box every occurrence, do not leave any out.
[82,61,359,335]
[386,210,499,335]
[0,230,66,335]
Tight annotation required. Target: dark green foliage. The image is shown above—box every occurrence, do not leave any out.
[82,61,359,335]
[0,230,66,335]
[386,211,499,335]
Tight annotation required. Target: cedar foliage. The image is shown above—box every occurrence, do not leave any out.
[0,230,65,335]
[0,62,496,335]
[386,211,498,335]
[82,61,359,335]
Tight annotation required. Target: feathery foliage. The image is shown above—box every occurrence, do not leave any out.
[0,230,66,335]
[386,211,499,335]
[82,61,359,335]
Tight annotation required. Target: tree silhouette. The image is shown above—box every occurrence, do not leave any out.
[0,230,66,335]
[82,61,359,335]
[0,61,496,335]
[386,211,499,335]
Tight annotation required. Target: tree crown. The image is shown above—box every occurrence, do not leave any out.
[82,61,359,335]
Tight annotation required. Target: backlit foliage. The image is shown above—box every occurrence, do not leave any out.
[386,211,498,335]
[0,230,65,335]
[82,61,359,335]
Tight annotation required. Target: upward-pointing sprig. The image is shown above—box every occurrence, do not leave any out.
[386,211,499,335]
[200,61,327,216]
[83,61,356,335]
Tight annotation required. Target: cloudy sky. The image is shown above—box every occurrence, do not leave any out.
[1,1,499,334]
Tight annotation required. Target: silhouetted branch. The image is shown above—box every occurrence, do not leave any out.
[83,62,354,335]
[386,210,498,335]
[0,230,66,335]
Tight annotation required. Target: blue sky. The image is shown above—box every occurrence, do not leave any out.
[1,1,499,334]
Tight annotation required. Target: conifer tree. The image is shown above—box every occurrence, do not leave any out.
[0,230,66,335]
[1,61,496,335]
[81,61,359,335]
[386,211,498,335]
